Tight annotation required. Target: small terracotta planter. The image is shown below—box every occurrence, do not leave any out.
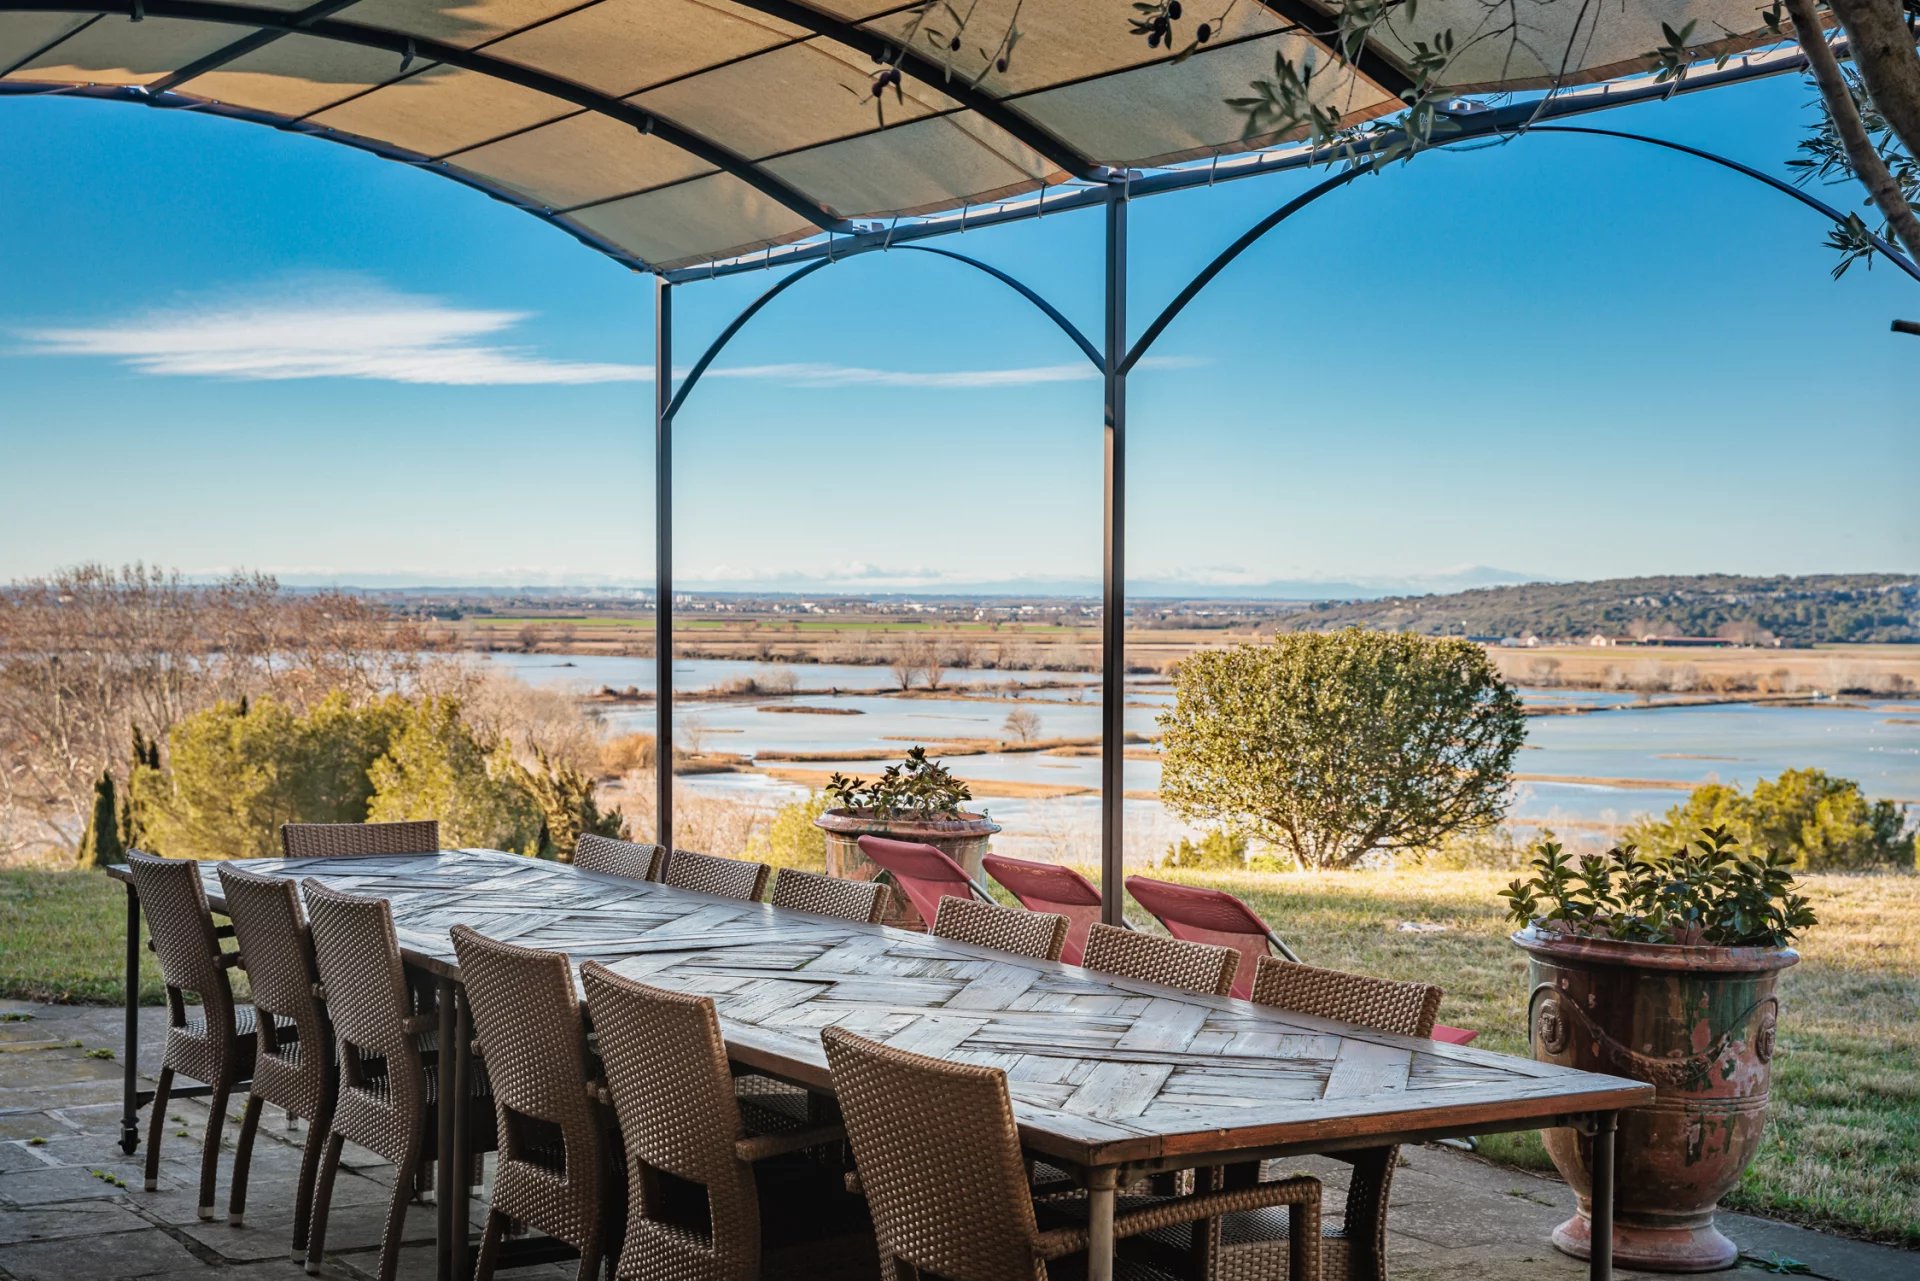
[814,809,1000,930]
[1513,927,1798,1272]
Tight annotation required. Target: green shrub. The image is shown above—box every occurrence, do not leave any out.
[1626,768,1915,872]
[1160,829,1251,870]
[1159,630,1525,869]
[132,693,410,859]
[367,697,542,855]
[1500,826,1816,947]
[748,791,831,873]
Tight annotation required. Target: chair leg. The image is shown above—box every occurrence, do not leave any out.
[197,1079,232,1220]
[378,1152,420,1281]
[291,1110,325,1258]
[573,1240,600,1281]
[305,1132,345,1275]
[228,1094,264,1225]
[475,1208,505,1281]
[143,1067,174,1192]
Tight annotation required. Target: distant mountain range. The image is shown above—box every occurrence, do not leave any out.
[274,565,1539,601]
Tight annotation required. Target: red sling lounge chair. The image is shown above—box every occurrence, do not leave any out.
[854,835,992,930]
[1124,875,1477,1043]
[981,854,1107,965]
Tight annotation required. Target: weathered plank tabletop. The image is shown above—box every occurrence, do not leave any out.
[112,849,1650,1281]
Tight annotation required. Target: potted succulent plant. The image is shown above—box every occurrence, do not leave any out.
[1502,827,1816,1273]
[815,746,1000,928]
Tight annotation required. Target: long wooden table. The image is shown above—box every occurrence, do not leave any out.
[112,849,1652,1281]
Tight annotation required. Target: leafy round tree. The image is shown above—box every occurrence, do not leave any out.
[1158,630,1526,870]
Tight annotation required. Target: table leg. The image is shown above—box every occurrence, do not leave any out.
[450,986,474,1281]
[1087,1166,1118,1281]
[1589,1111,1617,1281]
[120,881,141,1155]
[435,978,456,1281]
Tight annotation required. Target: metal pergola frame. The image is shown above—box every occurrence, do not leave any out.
[9,23,1915,918]
[639,43,1917,919]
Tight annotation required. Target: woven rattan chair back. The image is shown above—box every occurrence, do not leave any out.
[128,850,234,1029]
[126,850,250,1216]
[580,960,762,1279]
[1251,959,1440,1039]
[930,895,1068,961]
[451,926,606,1277]
[301,879,427,1162]
[217,863,327,1109]
[663,849,770,902]
[574,833,665,881]
[1082,922,1237,997]
[982,854,1105,964]
[770,868,890,923]
[822,1025,1044,1281]
[281,820,440,859]
[216,863,335,1243]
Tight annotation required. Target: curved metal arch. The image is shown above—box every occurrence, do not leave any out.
[1528,124,1920,284]
[1123,121,1920,372]
[665,242,1100,420]
[0,0,853,236]
[1120,159,1380,375]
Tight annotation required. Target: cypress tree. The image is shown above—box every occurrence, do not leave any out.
[80,771,126,868]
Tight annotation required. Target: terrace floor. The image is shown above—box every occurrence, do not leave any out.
[0,999,1907,1281]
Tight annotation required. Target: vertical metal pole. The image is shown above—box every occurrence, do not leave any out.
[655,276,675,853]
[1099,186,1128,924]
[120,881,140,1155]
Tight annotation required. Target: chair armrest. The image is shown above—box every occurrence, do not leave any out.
[734,1124,844,1163]
[1109,1174,1320,1243]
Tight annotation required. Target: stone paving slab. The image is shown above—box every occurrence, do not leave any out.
[0,998,1911,1281]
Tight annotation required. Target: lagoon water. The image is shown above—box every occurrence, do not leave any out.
[473,652,1920,836]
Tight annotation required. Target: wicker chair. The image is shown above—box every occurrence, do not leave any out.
[822,1025,1322,1281]
[126,851,256,1220]
[281,821,440,859]
[769,868,890,924]
[451,926,614,1281]
[580,960,873,1280]
[575,833,666,882]
[662,849,770,902]
[1081,923,1236,997]
[215,865,334,1251]
[1139,958,1444,1281]
[301,880,496,1281]
[930,896,1068,961]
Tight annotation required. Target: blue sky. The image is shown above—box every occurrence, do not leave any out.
[1,71,1914,594]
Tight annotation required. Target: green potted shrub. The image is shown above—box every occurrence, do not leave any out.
[814,747,1000,927]
[1502,827,1816,1272]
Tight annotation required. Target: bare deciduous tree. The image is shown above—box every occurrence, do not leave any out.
[1003,707,1042,743]
[0,564,421,861]
[887,637,918,691]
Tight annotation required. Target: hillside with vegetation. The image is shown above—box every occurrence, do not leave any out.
[1277,573,1919,644]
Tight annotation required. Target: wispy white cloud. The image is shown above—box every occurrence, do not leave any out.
[17,283,646,386]
[14,280,1211,390]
